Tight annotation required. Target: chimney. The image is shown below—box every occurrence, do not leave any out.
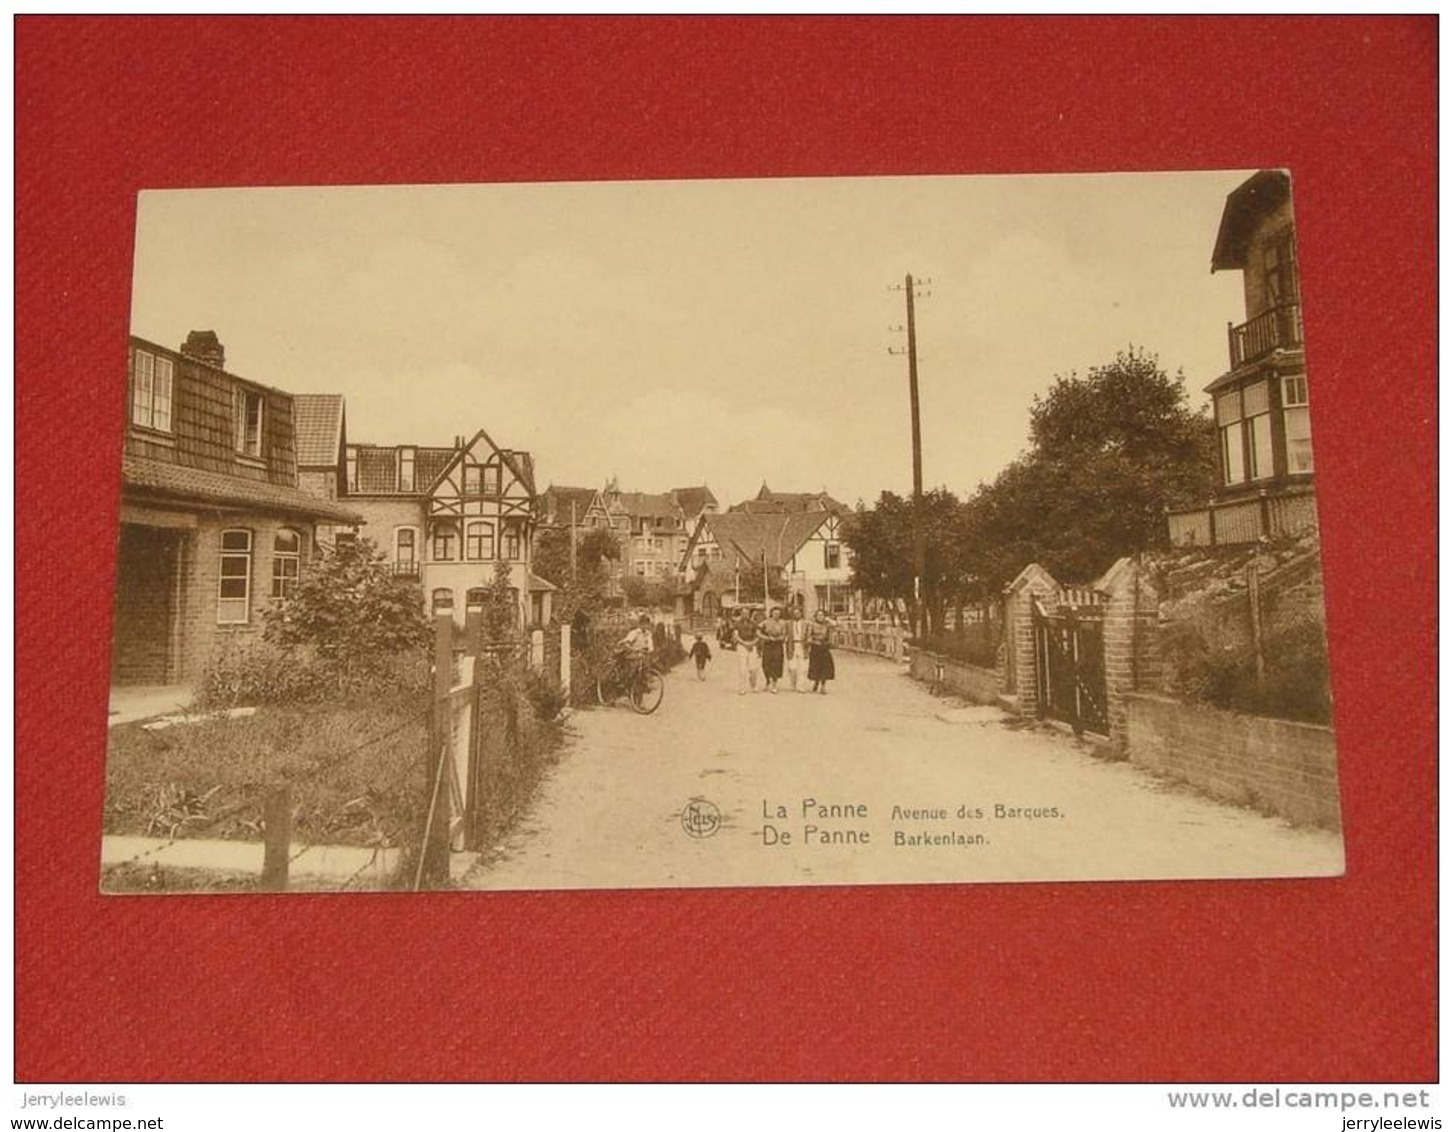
[180,330,225,370]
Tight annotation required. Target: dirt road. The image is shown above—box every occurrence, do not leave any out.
[463,652,1343,891]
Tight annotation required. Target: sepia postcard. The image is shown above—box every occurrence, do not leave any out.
[102,171,1345,894]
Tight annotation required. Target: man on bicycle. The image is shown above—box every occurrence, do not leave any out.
[615,615,655,674]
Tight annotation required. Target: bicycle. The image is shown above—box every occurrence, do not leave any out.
[596,652,666,714]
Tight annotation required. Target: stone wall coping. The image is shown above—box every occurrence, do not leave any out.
[1124,690,1335,737]
[905,644,998,678]
[1004,561,1059,596]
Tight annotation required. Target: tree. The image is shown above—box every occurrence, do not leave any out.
[482,555,517,646]
[846,488,973,636]
[264,537,431,663]
[621,576,674,610]
[965,347,1217,588]
[534,524,622,621]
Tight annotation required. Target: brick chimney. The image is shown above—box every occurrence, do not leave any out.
[180,330,225,369]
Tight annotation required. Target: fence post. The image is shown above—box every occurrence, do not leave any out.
[418,611,454,890]
[1246,563,1266,690]
[261,783,291,892]
[559,622,571,699]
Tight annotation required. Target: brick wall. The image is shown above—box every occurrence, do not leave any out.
[906,648,1001,705]
[176,513,316,682]
[1125,691,1341,830]
[346,497,426,559]
[1002,563,1059,716]
[1100,557,1160,758]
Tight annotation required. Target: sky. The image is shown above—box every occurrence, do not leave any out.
[131,171,1254,510]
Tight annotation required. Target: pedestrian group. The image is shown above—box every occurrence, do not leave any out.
[704,606,837,695]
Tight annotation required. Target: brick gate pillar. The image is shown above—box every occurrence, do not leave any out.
[1002,563,1060,720]
[1098,556,1161,758]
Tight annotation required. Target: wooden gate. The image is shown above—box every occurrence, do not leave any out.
[1033,591,1109,737]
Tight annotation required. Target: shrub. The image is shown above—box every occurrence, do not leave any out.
[1159,611,1331,725]
[196,642,429,709]
[917,622,1001,669]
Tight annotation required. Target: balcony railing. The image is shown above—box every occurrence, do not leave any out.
[1227,303,1302,368]
[392,561,421,578]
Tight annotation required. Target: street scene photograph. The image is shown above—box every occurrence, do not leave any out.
[102,170,1344,893]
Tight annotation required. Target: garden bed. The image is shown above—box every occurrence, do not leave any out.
[104,702,428,851]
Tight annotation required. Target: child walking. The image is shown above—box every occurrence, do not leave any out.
[689,633,712,680]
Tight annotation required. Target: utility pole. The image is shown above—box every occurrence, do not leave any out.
[890,273,931,642]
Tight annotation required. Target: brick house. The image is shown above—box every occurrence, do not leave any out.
[112,332,362,686]
[343,430,555,627]
[1168,169,1317,547]
[538,485,611,532]
[595,481,714,596]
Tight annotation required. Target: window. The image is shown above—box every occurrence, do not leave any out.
[399,448,415,492]
[462,463,501,495]
[235,387,264,457]
[1282,374,1314,474]
[431,588,454,613]
[466,521,494,560]
[503,521,523,561]
[1243,381,1274,481]
[466,587,488,611]
[824,541,842,570]
[217,529,253,623]
[634,561,648,577]
[345,450,358,493]
[432,523,458,562]
[271,529,302,599]
[1264,232,1298,307]
[394,527,418,575]
[1215,390,1245,486]
[131,350,173,432]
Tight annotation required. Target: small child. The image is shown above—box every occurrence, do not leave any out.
[689,634,712,680]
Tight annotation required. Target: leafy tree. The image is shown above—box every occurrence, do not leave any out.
[482,555,517,646]
[965,347,1216,588]
[730,561,789,606]
[846,488,973,636]
[534,525,622,619]
[621,576,675,610]
[264,537,430,660]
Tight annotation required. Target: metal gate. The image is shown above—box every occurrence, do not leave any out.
[1033,592,1108,737]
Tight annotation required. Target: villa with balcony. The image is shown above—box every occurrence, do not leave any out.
[1168,169,1318,548]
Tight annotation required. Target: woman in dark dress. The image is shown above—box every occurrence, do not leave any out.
[807,610,836,693]
[758,607,787,693]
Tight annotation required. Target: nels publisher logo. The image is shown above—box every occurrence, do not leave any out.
[681,798,721,840]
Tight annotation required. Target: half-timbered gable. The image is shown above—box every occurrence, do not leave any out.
[343,428,552,627]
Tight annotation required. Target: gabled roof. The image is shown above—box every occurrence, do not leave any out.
[730,487,848,516]
[1211,169,1293,272]
[351,444,454,494]
[670,485,717,517]
[696,511,830,570]
[293,394,346,467]
[544,484,604,509]
[425,428,537,500]
[613,491,683,521]
[123,456,363,524]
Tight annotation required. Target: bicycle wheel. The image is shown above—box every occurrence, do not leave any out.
[630,667,665,714]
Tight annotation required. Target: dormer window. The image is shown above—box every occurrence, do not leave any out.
[235,387,264,458]
[399,447,416,492]
[131,349,173,432]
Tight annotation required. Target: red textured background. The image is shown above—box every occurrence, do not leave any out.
[16,17,1436,1082]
